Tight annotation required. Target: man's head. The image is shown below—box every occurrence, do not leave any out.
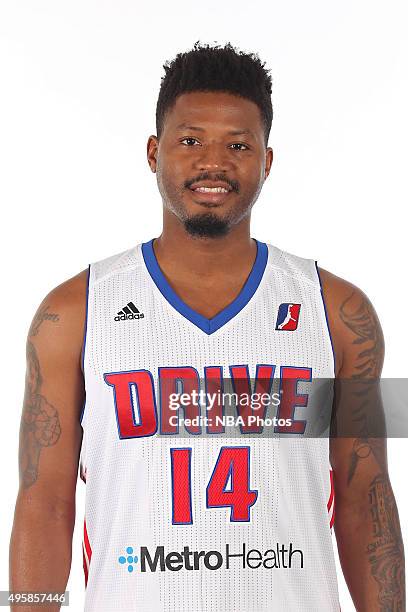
[147,42,273,239]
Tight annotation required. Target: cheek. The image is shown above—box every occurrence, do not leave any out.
[239,152,264,175]
[156,163,185,199]
[241,164,264,190]
[157,153,186,184]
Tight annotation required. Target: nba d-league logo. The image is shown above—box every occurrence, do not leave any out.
[275,303,301,331]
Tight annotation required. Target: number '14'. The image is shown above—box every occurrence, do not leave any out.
[170,446,258,524]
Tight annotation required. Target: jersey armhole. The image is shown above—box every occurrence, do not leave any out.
[80,264,91,425]
[314,261,336,377]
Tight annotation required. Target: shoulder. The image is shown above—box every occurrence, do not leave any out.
[266,243,320,286]
[27,242,139,366]
[317,267,384,377]
[27,268,89,371]
[38,268,89,312]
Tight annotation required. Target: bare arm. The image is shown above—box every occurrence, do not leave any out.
[9,269,88,612]
[320,268,405,611]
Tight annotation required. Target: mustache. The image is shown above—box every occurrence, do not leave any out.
[184,173,239,193]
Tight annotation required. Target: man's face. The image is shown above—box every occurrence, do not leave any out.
[147,91,273,238]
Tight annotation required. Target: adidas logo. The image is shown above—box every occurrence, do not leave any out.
[114,301,145,322]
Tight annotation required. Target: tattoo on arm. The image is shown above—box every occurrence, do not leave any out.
[339,290,384,379]
[338,290,386,483]
[19,307,61,488]
[367,474,405,611]
[338,292,405,608]
[28,305,60,337]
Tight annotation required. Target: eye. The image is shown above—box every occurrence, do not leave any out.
[229,143,249,151]
[180,137,201,146]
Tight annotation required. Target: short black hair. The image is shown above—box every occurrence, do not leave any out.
[156,41,273,144]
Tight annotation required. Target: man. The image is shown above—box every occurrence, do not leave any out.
[10,42,405,611]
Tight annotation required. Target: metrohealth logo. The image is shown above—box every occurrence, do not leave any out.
[117,542,303,573]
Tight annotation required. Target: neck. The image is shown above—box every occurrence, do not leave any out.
[152,220,256,285]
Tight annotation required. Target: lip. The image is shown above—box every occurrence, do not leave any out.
[189,181,233,192]
[188,188,233,206]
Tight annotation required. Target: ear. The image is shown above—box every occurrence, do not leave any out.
[264,147,273,180]
[147,135,159,173]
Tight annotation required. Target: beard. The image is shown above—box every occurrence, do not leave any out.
[183,211,230,238]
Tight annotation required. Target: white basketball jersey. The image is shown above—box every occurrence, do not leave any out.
[79,238,341,612]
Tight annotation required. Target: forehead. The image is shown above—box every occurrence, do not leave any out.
[163,91,264,135]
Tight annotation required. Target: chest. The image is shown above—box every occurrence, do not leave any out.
[86,263,333,379]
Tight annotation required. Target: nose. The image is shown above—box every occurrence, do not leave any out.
[193,143,235,173]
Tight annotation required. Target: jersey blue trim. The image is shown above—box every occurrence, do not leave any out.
[80,264,91,425]
[314,262,337,376]
[141,238,268,335]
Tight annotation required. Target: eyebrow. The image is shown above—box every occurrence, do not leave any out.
[175,123,255,137]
